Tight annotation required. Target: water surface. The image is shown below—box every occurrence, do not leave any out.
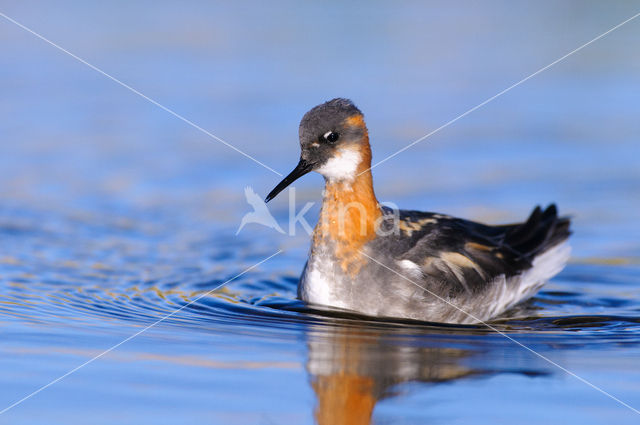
[1,1,639,424]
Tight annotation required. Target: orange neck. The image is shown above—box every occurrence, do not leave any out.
[313,139,381,274]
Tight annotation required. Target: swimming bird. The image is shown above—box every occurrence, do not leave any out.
[265,98,571,324]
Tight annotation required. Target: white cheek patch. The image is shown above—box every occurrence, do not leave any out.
[316,149,361,182]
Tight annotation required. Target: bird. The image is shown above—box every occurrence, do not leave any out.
[237,186,285,235]
[265,98,571,324]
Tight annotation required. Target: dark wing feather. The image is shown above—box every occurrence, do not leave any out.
[381,204,571,296]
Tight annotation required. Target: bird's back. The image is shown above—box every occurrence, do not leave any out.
[365,204,571,322]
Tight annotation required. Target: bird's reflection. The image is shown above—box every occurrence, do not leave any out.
[305,321,546,425]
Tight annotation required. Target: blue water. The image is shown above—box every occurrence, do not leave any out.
[1,2,639,424]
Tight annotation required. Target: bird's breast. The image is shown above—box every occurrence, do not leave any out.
[299,243,353,309]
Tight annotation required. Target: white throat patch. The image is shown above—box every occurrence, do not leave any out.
[316,148,361,182]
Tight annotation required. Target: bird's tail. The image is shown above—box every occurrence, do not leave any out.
[505,204,571,259]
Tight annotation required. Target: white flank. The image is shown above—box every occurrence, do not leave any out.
[520,241,571,296]
[316,148,361,182]
[397,259,423,280]
[486,242,571,319]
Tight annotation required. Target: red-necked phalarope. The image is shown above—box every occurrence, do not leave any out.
[265,98,571,324]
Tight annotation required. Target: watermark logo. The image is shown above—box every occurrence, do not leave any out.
[236,186,285,235]
[237,186,401,237]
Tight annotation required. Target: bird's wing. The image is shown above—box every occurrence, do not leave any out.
[391,205,571,295]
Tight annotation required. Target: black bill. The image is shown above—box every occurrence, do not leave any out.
[265,158,314,202]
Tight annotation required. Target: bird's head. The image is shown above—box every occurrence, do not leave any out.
[265,98,370,202]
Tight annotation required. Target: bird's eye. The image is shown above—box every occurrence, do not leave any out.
[323,131,340,143]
